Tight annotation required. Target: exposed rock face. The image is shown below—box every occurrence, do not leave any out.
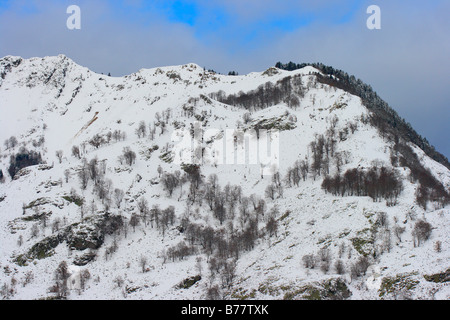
[15,213,124,265]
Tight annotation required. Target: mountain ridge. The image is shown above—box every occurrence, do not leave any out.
[275,61,450,170]
[3,54,447,169]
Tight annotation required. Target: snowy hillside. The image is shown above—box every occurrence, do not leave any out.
[0,55,449,300]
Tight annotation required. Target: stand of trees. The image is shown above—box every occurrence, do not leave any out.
[321,165,403,203]
[209,75,304,111]
[392,141,449,209]
[86,130,126,151]
[8,147,43,178]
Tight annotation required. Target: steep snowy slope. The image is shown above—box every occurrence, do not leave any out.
[0,55,448,300]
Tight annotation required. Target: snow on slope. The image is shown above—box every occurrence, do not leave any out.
[0,55,448,300]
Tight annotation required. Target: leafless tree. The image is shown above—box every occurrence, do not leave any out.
[129,213,140,232]
[113,276,124,288]
[122,147,136,166]
[434,240,442,253]
[4,136,18,150]
[412,220,432,247]
[64,169,70,183]
[302,254,316,269]
[136,121,147,138]
[266,216,278,237]
[393,224,406,242]
[137,197,149,216]
[243,112,252,124]
[139,255,148,273]
[155,112,161,123]
[56,150,63,163]
[94,178,112,203]
[52,261,70,299]
[205,285,221,300]
[52,217,61,234]
[17,235,23,247]
[114,188,125,208]
[221,259,237,289]
[22,271,34,287]
[89,134,105,149]
[335,260,346,275]
[265,184,276,200]
[30,223,39,239]
[87,157,101,183]
[213,194,227,225]
[79,269,91,291]
[78,161,89,190]
[350,256,370,279]
[161,173,179,197]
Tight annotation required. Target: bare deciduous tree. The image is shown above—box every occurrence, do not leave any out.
[56,150,63,164]
[129,213,140,232]
[139,255,148,273]
[221,259,237,289]
[265,215,278,238]
[161,173,179,197]
[122,147,136,166]
[412,220,432,247]
[335,259,346,275]
[136,121,147,138]
[52,261,70,299]
[64,169,70,183]
[78,161,89,190]
[265,184,276,200]
[114,188,125,208]
[302,254,316,269]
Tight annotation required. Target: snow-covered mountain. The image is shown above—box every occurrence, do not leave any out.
[0,55,449,300]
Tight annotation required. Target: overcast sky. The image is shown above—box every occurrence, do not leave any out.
[0,0,449,159]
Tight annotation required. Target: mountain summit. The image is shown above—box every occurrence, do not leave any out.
[0,55,448,300]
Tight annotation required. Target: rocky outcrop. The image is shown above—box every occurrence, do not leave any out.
[14,213,123,266]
